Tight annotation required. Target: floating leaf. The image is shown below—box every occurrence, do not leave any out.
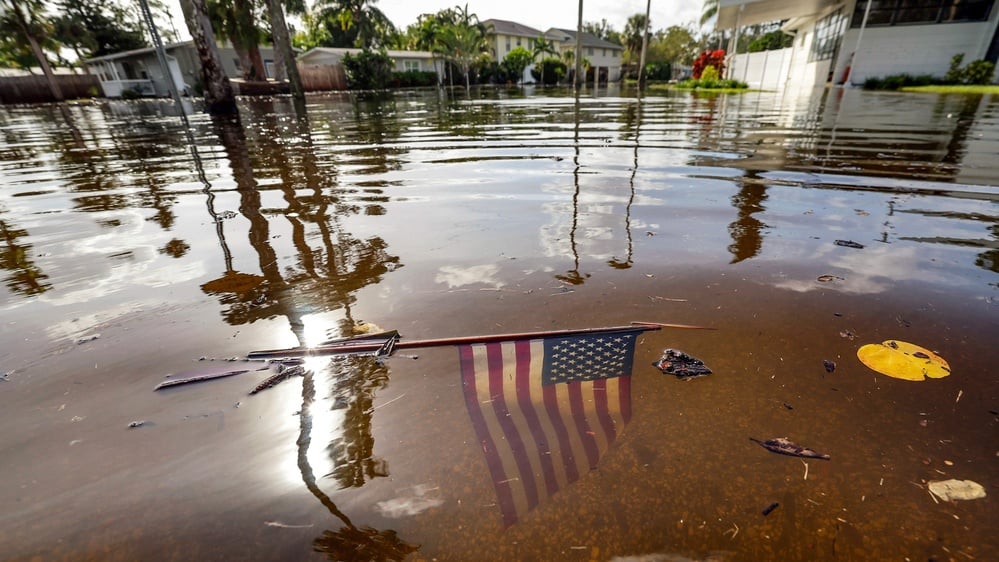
[856,340,950,381]
[928,479,986,501]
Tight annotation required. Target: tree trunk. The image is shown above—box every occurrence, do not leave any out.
[266,0,303,99]
[11,3,62,101]
[179,0,237,115]
[234,0,265,80]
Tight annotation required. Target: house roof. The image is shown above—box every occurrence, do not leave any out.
[715,0,840,30]
[546,29,624,51]
[298,47,436,62]
[84,41,193,63]
[482,19,544,38]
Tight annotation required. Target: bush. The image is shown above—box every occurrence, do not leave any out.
[342,49,394,90]
[643,61,672,81]
[863,73,939,90]
[692,49,726,79]
[677,65,748,90]
[531,57,567,85]
[867,53,996,90]
[389,70,437,88]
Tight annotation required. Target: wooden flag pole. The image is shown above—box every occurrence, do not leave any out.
[246,321,713,360]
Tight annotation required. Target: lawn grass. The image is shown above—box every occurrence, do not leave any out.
[899,84,999,94]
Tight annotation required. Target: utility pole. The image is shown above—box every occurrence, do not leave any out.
[574,0,583,91]
[637,0,651,87]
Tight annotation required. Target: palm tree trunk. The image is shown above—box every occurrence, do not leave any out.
[10,3,62,101]
[179,0,237,114]
[266,0,303,99]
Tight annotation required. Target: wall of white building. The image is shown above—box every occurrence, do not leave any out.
[833,21,997,85]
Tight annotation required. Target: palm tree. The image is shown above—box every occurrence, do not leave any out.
[267,0,303,99]
[700,0,719,26]
[530,34,556,86]
[438,5,489,90]
[0,0,63,100]
[178,0,237,114]
[313,0,397,48]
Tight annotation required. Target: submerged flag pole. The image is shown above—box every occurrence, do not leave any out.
[246,321,713,360]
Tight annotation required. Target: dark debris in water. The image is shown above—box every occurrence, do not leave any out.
[834,240,865,249]
[653,349,712,379]
[823,360,836,373]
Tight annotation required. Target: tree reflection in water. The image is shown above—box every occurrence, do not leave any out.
[298,357,418,561]
[198,104,412,559]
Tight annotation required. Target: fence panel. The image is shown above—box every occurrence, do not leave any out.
[0,74,100,104]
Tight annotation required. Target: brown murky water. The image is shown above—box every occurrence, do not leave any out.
[1,86,997,561]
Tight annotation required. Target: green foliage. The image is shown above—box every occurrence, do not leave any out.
[944,53,965,83]
[502,46,533,83]
[644,61,672,81]
[746,30,792,53]
[310,0,399,48]
[530,57,566,85]
[389,70,437,88]
[865,53,995,90]
[962,60,996,85]
[54,0,146,58]
[863,73,939,90]
[677,65,747,90]
[342,49,394,89]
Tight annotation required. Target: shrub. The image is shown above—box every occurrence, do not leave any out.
[962,59,996,85]
[677,66,748,90]
[389,70,437,88]
[865,53,995,90]
[691,49,726,79]
[342,49,394,90]
[531,57,567,85]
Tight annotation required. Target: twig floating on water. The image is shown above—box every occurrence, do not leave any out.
[762,502,779,516]
[249,365,305,395]
[801,459,809,480]
[155,369,251,390]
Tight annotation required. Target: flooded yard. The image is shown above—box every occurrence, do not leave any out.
[0,85,997,561]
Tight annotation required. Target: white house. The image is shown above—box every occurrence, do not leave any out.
[297,48,444,81]
[545,28,625,83]
[85,41,279,98]
[716,0,999,90]
[483,19,548,83]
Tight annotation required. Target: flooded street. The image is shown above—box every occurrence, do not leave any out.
[1,86,997,561]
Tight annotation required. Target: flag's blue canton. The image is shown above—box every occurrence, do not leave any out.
[541,331,638,386]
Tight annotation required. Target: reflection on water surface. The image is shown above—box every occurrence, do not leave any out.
[0,86,996,561]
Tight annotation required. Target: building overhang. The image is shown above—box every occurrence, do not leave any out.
[716,0,845,30]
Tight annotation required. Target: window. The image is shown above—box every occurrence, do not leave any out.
[587,47,593,55]
[602,49,606,57]
[516,38,521,46]
[506,39,511,51]
[233,58,241,70]
[404,60,420,71]
[809,9,848,62]
[851,0,994,27]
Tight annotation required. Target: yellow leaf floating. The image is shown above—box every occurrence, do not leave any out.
[857,340,951,381]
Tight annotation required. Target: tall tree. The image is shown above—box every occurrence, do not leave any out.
[0,0,62,100]
[207,0,265,80]
[179,0,237,114]
[312,0,397,49]
[623,13,648,63]
[52,0,147,61]
[700,0,719,27]
[266,0,303,98]
[438,4,489,90]
[529,34,556,86]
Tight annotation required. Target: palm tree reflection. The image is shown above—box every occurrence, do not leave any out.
[299,357,418,561]
[196,105,413,558]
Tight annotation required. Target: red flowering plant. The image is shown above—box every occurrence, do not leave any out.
[691,49,726,79]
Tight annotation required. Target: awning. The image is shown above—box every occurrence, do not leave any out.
[715,0,844,30]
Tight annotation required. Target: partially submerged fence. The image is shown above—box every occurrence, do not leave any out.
[0,74,100,104]
[299,64,347,91]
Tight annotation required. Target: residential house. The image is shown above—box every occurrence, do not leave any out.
[715,0,999,91]
[483,19,547,83]
[297,48,444,82]
[84,41,279,98]
[545,29,624,83]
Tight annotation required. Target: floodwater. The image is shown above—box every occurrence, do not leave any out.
[0,85,996,561]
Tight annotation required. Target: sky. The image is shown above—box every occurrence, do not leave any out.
[161,0,707,41]
[373,0,705,34]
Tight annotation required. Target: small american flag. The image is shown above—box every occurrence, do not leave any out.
[459,328,642,526]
